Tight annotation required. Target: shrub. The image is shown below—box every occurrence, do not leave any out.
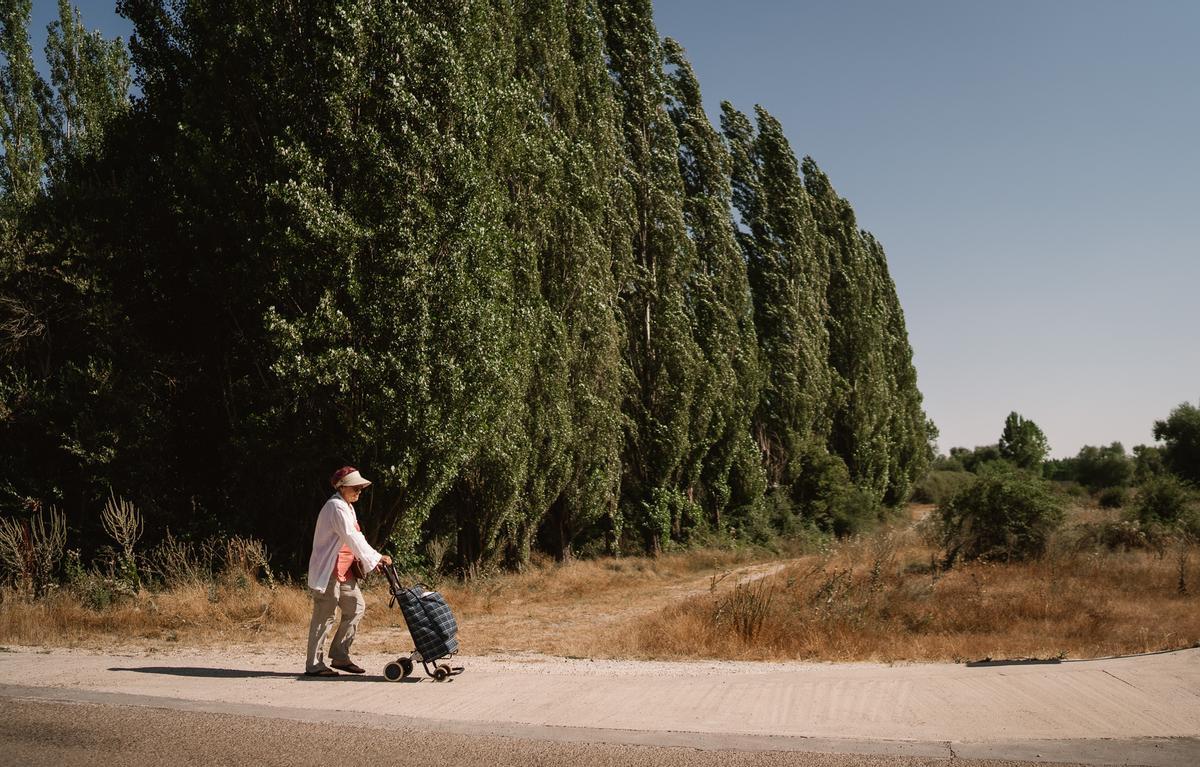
[147,531,217,587]
[1134,475,1199,535]
[1054,481,1087,499]
[911,470,973,505]
[1097,487,1126,509]
[937,470,1065,565]
[0,506,67,599]
[787,446,883,538]
[1070,519,1164,552]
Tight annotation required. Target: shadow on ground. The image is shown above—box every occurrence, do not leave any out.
[108,666,415,682]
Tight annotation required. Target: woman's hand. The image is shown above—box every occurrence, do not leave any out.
[377,555,393,568]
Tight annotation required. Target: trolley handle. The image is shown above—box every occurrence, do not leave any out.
[381,562,403,595]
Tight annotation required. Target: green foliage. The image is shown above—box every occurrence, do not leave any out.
[0,0,49,213]
[1074,442,1133,491]
[998,412,1049,470]
[1134,474,1199,535]
[947,444,1009,474]
[662,38,765,535]
[0,0,933,571]
[1042,456,1077,482]
[1133,444,1167,483]
[601,1,706,552]
[723,103,833,490]
[1097,486,1126,509]
[1153,401,1200,484]
[937,470,1065,564]
[910,470,974,505]
[43,0,130,179]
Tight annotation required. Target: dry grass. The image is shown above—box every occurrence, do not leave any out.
[0,576,312,648]
[616,524,1200,662]
[2,505,1197,663]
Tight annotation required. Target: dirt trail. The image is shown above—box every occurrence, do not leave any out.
[409,558,797,658]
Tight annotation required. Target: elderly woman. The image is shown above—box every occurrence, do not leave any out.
[304,466,392,676]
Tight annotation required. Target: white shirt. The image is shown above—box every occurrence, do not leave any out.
[306,494,383,592]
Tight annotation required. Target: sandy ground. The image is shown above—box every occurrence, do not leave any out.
[1,644,1198,766]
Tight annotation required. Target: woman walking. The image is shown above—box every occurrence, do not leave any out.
[305,466,392,676]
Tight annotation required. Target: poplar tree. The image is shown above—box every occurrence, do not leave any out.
[0,0,48,213]
[864,233,931,503]
[662,38,764,532]
[43,0,130,177]
[602,0,703,551]
[431,0,626,568]
[722,104,835,500]
[75,0,529,560]
[513,0,624,561]
[802,158,891,500]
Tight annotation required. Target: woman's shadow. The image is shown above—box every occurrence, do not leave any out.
[108,666,417,681]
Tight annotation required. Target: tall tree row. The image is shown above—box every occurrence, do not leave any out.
[601,0,705,552]
[0,0,931,570]
[662,38,765,534]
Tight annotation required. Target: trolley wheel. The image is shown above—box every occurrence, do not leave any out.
[433,666,448,682]
[399,657,414,677]
[383,662,404,682]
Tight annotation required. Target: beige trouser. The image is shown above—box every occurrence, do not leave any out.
[306,571,365,672]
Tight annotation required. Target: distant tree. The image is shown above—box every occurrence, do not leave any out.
[1042,456,1078,483]
[1153,401,1200,484]
[1133,444,1167,483]
[950,444,1006,474]
[998,412,1049,470]
[1074,442,1133,492]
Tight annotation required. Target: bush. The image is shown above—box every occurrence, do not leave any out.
[910,470,974,505]
[1097,487,1127,509]
[788,445,882,538]
[1134,475,1199,535]
[1054,481,1087,499]
[937,470,1065,565]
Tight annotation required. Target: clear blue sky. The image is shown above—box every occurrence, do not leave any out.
[39,1,1200,458]
[653,0,1199,458]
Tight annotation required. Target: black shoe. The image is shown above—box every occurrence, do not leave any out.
[330,660,366,674]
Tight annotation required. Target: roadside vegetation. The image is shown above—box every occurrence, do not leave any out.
[3,406,1199,662]
[2,489,1196,663]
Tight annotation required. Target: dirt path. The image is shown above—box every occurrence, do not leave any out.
[399,557,797,658]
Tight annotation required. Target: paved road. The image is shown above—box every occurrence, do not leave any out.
[0,647,1197,766]
[0,696,1117,767]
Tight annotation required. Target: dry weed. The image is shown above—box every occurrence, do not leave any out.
[3,510,1197,663]
[624,530,1200,662]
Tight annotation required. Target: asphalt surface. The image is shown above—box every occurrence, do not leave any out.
[0,697,1115,767]
[1,647,1198,766]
